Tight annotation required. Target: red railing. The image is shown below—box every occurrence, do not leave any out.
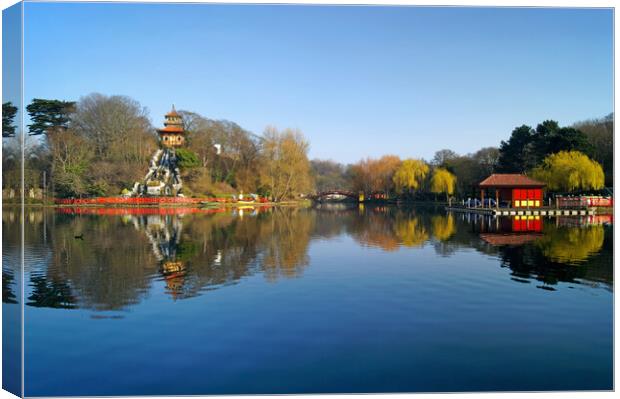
[557,196,613,208]
[55,206,229,216]
[54,196,243,206]
[55,205,274,216]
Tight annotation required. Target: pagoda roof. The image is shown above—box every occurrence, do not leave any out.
[479,174,546,188]
[158,125,184,133]
[166,105,180,117]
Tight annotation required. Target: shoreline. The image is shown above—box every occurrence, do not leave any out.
[4,200,448,208]
[2,200,311,208]
[2,200,613,215]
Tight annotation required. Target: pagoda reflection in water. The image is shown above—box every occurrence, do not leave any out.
[127,214,188,300]
[8,207,611,312]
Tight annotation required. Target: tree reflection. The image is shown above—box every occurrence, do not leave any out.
[536,225,605,264]
[160,212,264,299]
[496,243,607,289]
[2,269,18,304]
[394,216,428,248]
[348,208,455,250]
[138,208,315,297]
[312,204,357,239]
[350,210,402,251]
[466,214,612,290]
[3,209,24,305]
[256,208,312,280]
[431,214,455,241]
[46,215,159,310]
[18,207,319,310]
[12,206,613,310]
[27,275,76,309]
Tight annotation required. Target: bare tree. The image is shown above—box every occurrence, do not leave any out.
[432,149,458,166]
[260,126,313,201]
[71,93,156,161]
[67,93,158,195]
[473,147,499,176]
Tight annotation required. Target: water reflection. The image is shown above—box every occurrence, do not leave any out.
[431,214,456,241]
[4,205,613,311]
[28,275,76,309]
[260,208,314,280]
[2,268,18,304]
[134,214,187,299]
[2,208,22,305]
[468,212,608,264]
[464,212,612,290]
[345,207,451,250]
[475,215,543,246]
[537,225,605,264]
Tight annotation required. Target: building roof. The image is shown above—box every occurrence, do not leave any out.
[479,174,546,188]
[165,105,180,117]
[158,125,184,133]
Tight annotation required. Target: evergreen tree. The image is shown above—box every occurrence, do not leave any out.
[26,98,75,135]
[497,125,534,172]
[2,102,18,138]
[497,120,591,173]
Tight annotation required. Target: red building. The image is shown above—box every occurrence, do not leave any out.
[478,174,546,208]
[157,106,185,147]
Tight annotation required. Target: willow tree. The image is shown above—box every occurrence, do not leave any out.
[430,168,457,201]
[392,158,428,196]
[531,151,604,192]
[260,127,313,201]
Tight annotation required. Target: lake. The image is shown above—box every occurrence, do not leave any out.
[2,205,613,395]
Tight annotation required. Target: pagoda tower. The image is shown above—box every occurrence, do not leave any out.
[157,105,185,147]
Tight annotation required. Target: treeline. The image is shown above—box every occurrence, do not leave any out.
[3,96,158,198]
[179,111,312,200]
[2,95,613,200]
[311,115,613,198]
[2,95,313,200]
[311,149,496,200]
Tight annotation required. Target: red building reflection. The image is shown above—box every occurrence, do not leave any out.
[471,214,543,246]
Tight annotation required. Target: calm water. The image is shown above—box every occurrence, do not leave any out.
[2,205,613,395]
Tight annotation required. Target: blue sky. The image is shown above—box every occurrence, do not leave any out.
[20,2,613,163]
[3,2,21,127]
